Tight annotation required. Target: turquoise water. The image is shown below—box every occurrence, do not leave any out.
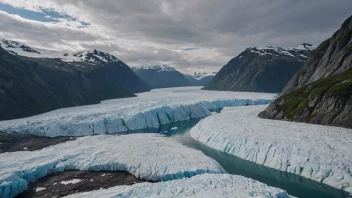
[124,118,351,198]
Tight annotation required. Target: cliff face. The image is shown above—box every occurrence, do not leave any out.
[203,44,313,93]
[282,16,352,94]
[259,15,352,128]
[0,48,137,120]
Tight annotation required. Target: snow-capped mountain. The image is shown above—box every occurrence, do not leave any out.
[0,38,120,65]
[187,72,218,80]
[63,50,120,64]
[184,72,217,86]
[132,65,192,89]
[132,64,176,72]
[204,43,315,93]
[0,38,150,120]
[246,43,315,61]
[0,38,41,54]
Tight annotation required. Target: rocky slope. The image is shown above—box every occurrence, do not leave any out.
[0,39,150,120]
[204,44,314,93]
[259,15,352,128]
[132,65,191,89]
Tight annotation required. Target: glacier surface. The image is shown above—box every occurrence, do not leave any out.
[63,174,291,198]
[0,134,225,198]
[190,105,352,193]
[0,87,274,137]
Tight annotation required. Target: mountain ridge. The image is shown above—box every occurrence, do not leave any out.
[1,38,121,65]
[203,44,315,93]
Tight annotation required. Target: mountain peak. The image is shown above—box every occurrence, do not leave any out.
[0,38,41,55]
[68,50,119,64]
[245,44,315,59]
[293,43,315,50]
[186,72,217,80]
[132,65,176,72]
[0,38,120,65]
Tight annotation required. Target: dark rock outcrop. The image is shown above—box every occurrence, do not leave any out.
[259,15,352,128]
[17,170,145,198]
[203,44,314,93]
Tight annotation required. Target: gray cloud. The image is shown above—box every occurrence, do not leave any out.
[0,0,351,73]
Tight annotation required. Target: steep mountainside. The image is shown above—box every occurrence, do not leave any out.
[259,15,352,128]
[0,39,150,120]
[0,38,150,93]
[203,44,314,93]
[132,65,191,89]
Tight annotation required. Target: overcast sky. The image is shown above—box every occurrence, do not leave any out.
[0,0,351,73]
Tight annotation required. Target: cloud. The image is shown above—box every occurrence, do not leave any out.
[0,0,351,73]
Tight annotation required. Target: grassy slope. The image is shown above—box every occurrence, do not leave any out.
[273,69,352,120]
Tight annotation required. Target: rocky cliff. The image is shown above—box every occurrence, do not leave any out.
[259,15,352,128]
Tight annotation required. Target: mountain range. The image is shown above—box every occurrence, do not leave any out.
[204,43,315,93]
[133,65,216,88]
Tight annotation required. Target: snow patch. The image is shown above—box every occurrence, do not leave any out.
[61,179,82,185]
[190,105,352,193]
[35,187,46,192]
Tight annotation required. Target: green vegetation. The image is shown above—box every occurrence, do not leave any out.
[274,69,352,119]
[344,46,349,52]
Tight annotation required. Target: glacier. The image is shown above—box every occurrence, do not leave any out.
[0,87,275,137]
[0,134,225,198]
[63,174,291,198]
[190,105,352,194]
